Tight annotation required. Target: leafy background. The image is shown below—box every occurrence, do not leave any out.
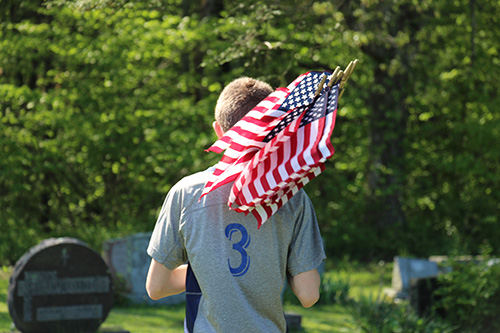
[1,0,499,264]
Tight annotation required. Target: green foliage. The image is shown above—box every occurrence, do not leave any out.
[111,273,132,307]
[350,293,454,333]
[1,0,500,264]
[0,4,219,262]
[284,274,350,306]
[434,247,500,332]
[402,0,500,258]
[318,275,351,305]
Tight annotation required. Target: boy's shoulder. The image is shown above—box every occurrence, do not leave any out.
[171,166,312,212]
[169,167,217,198]
[171,168,211,189]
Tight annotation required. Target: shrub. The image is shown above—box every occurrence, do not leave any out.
[434,247,500,332]
[318,275,351,305]
[282,274,350,306]
[350,291,454,333]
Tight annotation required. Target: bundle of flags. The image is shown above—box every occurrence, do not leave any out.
[200,60,358,227]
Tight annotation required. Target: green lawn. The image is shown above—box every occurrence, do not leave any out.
[0,267,11,333]
[285,304,355,332]
[1,263,392,332]
[99,303,354,333]
[101,303,185,333]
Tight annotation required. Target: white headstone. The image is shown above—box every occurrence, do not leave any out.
[391,256,439,299]
[103,232,184,305]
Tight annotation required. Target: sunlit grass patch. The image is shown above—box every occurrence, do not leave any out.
[285,304,356,332]
[326,260,393,301]
[102,303,185,333]
[0,266,12,332]
[0,262,394,333]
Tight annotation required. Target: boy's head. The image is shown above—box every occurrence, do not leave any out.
[215,77,273,133]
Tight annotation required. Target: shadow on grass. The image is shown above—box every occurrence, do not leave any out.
[104,302,355,333]
[102,303,186,333]
[285,304,356,333]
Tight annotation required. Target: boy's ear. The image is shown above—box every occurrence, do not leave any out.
[213,121,224,139]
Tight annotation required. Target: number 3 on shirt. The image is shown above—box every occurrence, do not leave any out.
[225,223,251,277]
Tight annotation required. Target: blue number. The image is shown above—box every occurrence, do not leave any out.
[225,223,251,277]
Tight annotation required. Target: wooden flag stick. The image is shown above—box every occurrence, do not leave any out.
[328,66,342,88]
[339,61,354,89]
[314,74,328,97]
[346,60,358,83]
[338,89,346,100]
[338,59,358,99]
[346,60,358,81]
[334,70,344,85]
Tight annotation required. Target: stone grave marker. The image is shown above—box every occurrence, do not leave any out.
[102,232,184,305]
[285,312,302,331]
[8,237,114,333]
[390,256,439,299]
[409,276,445,317]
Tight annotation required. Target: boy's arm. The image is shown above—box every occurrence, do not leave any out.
[288,268,321,308]
[146,259,187,300]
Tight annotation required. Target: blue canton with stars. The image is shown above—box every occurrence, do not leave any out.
[263,105,308,142]
[263,76,339,143]
[279,71,329,111]
[299,83,338,128]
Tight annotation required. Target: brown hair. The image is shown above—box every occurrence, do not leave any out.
[215,77,273,132]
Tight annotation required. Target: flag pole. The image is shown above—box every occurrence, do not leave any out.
[328,66,342,88]
[314,75,328,97]
[338,59,358,99]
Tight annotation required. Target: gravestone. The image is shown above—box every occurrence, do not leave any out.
[7,237,113,333]
[285,312,302,331]
[102,232,184,305]
[390,256,439,299]
[409,277,445,317]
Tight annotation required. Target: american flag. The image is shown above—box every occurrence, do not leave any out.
[201,71,340,227]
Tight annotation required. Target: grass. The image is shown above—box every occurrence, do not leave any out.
[0,262,393,332]
[101,303,185,333]
[285,304,355,332]
[100,303,354,333]
[327,260,393,299]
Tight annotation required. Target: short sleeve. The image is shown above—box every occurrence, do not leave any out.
[146,186,187,270]
[287,192,326,276]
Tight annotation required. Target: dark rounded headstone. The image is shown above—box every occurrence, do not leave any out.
[7,237,114,333]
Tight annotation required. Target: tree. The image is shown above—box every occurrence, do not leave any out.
[1,0,499,263]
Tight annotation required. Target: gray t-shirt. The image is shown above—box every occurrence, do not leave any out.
[147,168,326,333]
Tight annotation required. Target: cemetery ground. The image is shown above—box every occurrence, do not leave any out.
[0,261,393,332]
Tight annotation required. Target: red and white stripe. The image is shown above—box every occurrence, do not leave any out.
[231,104,337,227]
[201,77,306,199]
[201,71,338,227]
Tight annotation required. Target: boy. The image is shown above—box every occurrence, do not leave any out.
[146,77,326,332]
